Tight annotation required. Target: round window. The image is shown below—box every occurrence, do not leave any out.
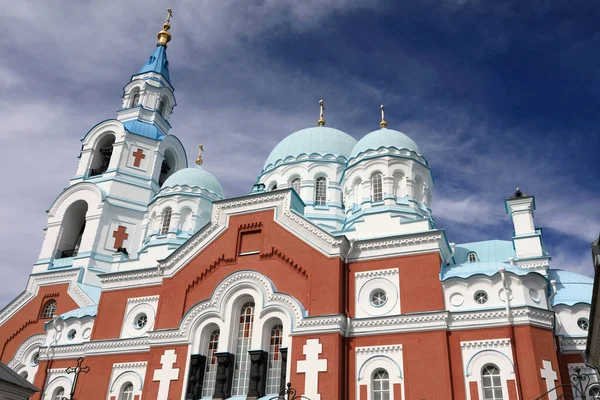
[474,291,488,304]
[370,290,388,307]
[67,329,77,340]
[32,353,39,366]
[20,371,28,379]
[134,313,148,329]
[578,318,590,331]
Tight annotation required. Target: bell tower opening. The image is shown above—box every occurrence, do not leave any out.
[159,149,176,186]
[56,200,88,259]
[89,134,115,177]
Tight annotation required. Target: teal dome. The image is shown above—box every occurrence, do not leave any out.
[350,128,422,159]
[161,166,224,197]
[263,126,357,170]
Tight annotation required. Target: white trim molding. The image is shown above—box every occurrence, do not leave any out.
[0,268,95,326]
[355,344,405,400]
[460,338,517,400]
[106,361,148,400]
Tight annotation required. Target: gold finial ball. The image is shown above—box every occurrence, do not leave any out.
[157,8,173,47]
[380,119,387,128]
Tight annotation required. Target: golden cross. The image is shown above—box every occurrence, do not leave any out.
[166,8,173,24]
[380,104,387,128]
[318,99,325,126]
[196,144,204,165]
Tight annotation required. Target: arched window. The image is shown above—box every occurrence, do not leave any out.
[372,369,390,400]
[393,174,404,198]
[89,134,115,177]
[179,208,193,233]
[291,178,301,195]
[41,300,57,318]
[371,173,383,202]
[157,99,166,117]
[265,324,284,395]
[353,179,362,206]
[468,252,478,262]
[314,177,327,206]
[120,382,134,400]
[482,365,503,400]
[56,200,88,259]
[159,150,175,186]
[131,92,140,108]
[53,387,65,400]
[231,302,255,396]
[270,183,278,191]
[160,208,172,235]
[201,330,220,398]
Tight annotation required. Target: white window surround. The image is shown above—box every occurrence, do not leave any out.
[371,173,383,202]
[460,339,516,400]
[120,296,159,339]
[356,345,404,400]
[7,334,46,384]
[43,369,72,400]
[355,268,400,318]
[315,177,327,206]
[106,362,147,400]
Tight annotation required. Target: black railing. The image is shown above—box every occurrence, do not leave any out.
[269,383,311,400]
[536,365,600,399]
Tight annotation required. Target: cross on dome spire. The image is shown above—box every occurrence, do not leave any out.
[317,100,326,126]
[196,144,204,165]
[157,8,173,47]
[380,104,387,128]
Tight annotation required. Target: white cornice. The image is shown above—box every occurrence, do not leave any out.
[0,268,95,326]
[355,268,399,280]
[559,337,587,353]
[40,338,150,360]
[460,338,511,351]
[7,334,47,369]
[355,344,402,355]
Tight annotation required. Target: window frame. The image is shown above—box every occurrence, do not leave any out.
[290,178,301,195]
[265,323,284,395]
[231,301,256,396]
[481,364,504,400]
[372,369,390,400]
[371,173,384,203]
[314,177,327,206]
[160,208,172,235]
[201,329,220,398]
[41,300,57,319]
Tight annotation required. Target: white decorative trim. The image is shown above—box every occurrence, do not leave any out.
[355,343,405,400]
[460,338,516,400]
[559,337,587,353]
[107,361,147,400]
[355,268,399,280]
[121,296,159,338]
[0,268,94,326]
[39,338,150,360]
[47,182,105,217]
[350,311,447,336]
[7,334,46,369]
[99,268,163,291]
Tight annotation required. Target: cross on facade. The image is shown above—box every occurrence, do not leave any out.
[153,349,180,399]
[66,357,90,400]
[540,360,558,400]
[132,148,146,167]
[297,338,327,400]
[112,226,129,249]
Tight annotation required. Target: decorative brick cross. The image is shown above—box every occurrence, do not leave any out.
[297,338,327,400]
[132,148,146,167]
[112,226,129,249]
[540,360,558,400]
[153,349,180,399]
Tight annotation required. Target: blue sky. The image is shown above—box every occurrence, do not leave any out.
[0,0,598,308]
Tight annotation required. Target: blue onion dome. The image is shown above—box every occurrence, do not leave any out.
[349,127,423,161]
[160,165,224,198]
[263,126,357,172]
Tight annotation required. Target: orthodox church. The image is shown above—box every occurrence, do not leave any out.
[0,10,597,400]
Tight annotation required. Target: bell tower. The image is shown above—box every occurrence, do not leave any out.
[32,10,187,288]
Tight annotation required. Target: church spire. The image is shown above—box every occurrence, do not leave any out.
[157,8,173,47]
[317,99,326,126]
[137,9,173,83]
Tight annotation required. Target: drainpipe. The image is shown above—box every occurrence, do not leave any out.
[548,280,558,307]
[499,267,524,400]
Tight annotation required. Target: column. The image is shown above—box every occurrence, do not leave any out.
[213,352,234,400]
[185,354,206,400]
[247,350,268,399]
